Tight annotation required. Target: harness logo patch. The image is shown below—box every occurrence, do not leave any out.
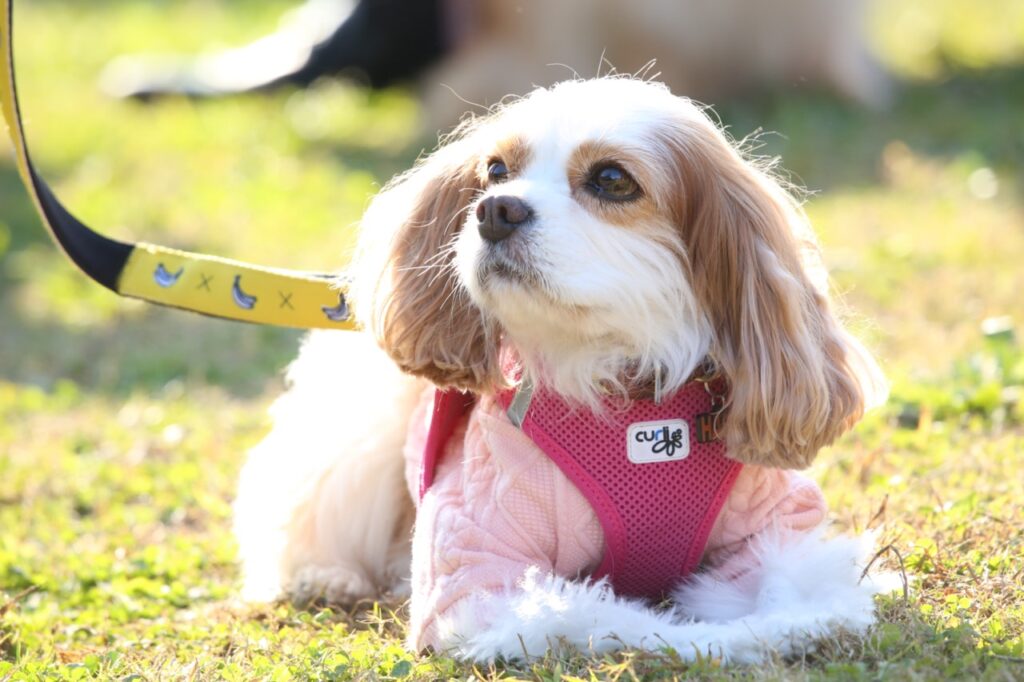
[627,419,690,464]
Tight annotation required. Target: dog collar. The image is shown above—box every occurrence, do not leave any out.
[1,0,355,330]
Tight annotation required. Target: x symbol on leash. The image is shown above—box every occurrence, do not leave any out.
[197,273,214,291]
[279,291,294,310]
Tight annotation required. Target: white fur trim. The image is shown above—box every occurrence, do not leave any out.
[437,531,899,663]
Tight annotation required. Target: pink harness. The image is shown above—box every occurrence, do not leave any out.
[419,382,743,599]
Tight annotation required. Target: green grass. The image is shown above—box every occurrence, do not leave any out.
[2,0,1024,678]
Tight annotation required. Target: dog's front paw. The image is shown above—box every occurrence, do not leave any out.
[289,565,378,605]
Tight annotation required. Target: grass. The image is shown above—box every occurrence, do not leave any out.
[1,0,1024,678]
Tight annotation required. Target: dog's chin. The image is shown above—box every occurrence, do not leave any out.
[474,248,540,292]
[467,251,581,343]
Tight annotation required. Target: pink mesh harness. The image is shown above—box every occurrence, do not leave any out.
[419,382,743,599]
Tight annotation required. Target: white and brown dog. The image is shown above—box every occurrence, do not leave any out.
[234,77,892,662]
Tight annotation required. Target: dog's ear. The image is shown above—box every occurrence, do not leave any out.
[352,124,503,392]
[664,118,885,468]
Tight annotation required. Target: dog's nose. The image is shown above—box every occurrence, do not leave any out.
[476,196,533,243]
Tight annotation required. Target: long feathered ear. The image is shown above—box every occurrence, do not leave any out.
[663,116,886,468]
[351,122,503,392]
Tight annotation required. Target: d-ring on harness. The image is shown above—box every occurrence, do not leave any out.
[0,0,356,331]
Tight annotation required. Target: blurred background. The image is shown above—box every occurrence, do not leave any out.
[1,0,1022,676]
[2,0,1021,397]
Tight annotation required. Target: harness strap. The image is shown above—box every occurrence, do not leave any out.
[0,0,356,330]
[419,390,475,498]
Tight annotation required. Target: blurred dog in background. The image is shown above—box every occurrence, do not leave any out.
[102,0,891,130]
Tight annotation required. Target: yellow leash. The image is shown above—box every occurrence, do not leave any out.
[0,0,356,331]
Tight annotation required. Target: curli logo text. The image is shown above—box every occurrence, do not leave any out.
[626,419,691,464]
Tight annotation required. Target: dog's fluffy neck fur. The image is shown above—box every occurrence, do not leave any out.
[496,291,713,409]
[500,337,715,406]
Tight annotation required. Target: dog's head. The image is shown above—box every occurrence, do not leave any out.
[353,78,885,468]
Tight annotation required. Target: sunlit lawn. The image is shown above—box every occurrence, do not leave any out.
[1,0,1023,679]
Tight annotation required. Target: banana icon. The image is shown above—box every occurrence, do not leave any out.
[232,275,257,310]
[153,263,183,288]
[322,293,350,322]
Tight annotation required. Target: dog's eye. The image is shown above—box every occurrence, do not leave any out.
[587,164,640,201]
[487,160,510,183]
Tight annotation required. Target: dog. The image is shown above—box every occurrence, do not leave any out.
[420,0,892,129]
[102,0,890,130]
[233,77,892,662]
